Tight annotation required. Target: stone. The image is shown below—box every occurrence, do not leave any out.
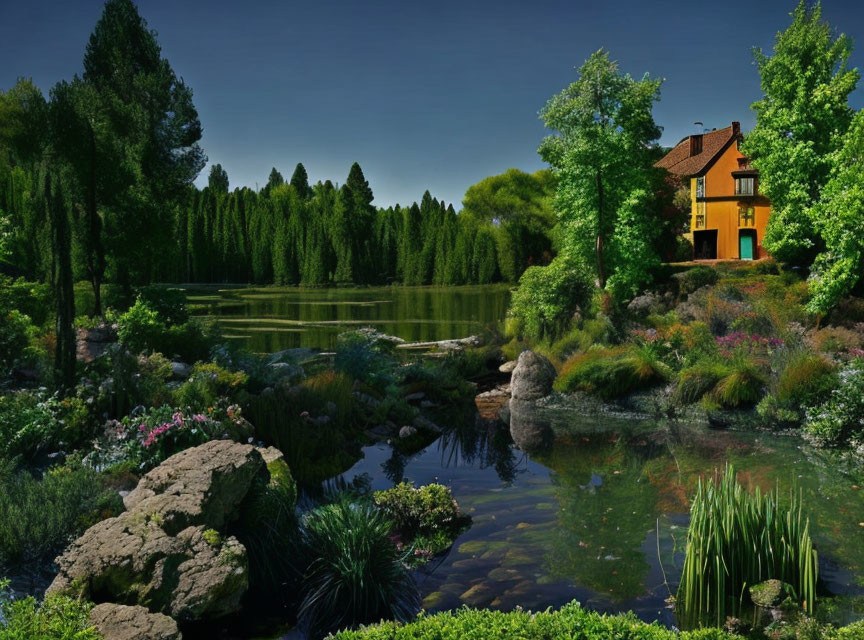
[76,324,119,363]
[90,603,182,640]
[498,360,517,374]
[627,292,659,315]
[169,362,191,380]
[49,441,266,623]
[399,425,418,439]
[749,579,788,608]
[459,583,494,607]
[124,440,265,534]
[474,386,511,421]
[509,350,556,401]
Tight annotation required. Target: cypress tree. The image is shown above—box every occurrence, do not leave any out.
[45,170,76,390]
[290,162,310,200]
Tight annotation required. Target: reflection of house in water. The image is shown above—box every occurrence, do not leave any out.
[655,122,771,260]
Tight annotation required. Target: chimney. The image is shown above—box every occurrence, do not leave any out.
[732,121,741,135]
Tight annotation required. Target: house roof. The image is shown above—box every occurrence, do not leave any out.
[654,123,739,176]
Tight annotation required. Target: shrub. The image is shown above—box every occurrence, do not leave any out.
[373,483,471,564]
[712,359,767,408]
[0,309,37,379]
[808,326,863,354]
[555,344,669,399]
[675,266,719,296]
[174,362,248,410]
[0,391,93,459]
[675,361,728,405]
[0,277,52,327]
[776,353,836,409]
[328,601,744,640]
[334,330,399,390]
[299,499,419,637]
[136,285,189,326]
[0,582,100,640]
[677,466,817,628]
[0,459,122,567]
[117,298,217,362]
[805,362,864,446]
[508,256,592,341]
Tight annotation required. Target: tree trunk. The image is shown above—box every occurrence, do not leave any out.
[595,169,606,289]
[87,124,105,317]
[48,171,76,392]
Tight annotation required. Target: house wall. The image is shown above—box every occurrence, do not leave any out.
[690,141,771,260]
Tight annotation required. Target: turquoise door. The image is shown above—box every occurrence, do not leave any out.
[739,232,754,260]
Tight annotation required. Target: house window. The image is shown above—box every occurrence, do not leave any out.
[735,177,755,196]
[738,206,755,227]
[696,176,705,198]
[695,201,707,229]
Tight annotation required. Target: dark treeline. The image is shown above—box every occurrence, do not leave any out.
[174,162,550,287]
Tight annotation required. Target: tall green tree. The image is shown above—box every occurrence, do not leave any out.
[538,49,662,297]
[208,164,229,193]
[807,110,864,313]
[345,162,376,281]
[83,0,205,290]
[291,162,310,199]
[743,0,859,267]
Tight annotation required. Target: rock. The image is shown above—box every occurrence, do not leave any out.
[49,441,266,623]
[404,392,425,402]
[169,361,191,380]
[76,324,118,363]
[498,360,517,374]
[627,292,659,315]
[749,579,788,608]
[475,386,511,421]
[124,440,264,533]
[399,425,418,439]
[510,350,556,401]
[90,603,182,640]
[412,415,443,433]
[459,583,494,607]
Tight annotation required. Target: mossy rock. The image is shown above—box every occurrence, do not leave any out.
[750,579,790,608]
[266,458,296,510]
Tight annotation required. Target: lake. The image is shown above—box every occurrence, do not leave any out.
[333,417,864,629]
[185,284,512,352]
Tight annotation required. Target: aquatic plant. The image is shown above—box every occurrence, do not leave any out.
[298,498,419,637]
[676,466,818,628]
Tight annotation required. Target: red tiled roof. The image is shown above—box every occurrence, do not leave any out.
[654,124,737,176]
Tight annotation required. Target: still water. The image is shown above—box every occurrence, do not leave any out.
[336,417,864,628]
[186,285,512,352]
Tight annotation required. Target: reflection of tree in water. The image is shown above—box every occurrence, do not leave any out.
[382,447,408,484]
[539,433,669,600]
[436,413,521,484]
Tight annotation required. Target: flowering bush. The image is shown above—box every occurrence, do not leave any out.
[715,332,783,358]
[121,403,253,470]
[805,361,864,447]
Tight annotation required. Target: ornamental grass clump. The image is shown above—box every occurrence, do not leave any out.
[677,466,818,629]
[554,344,670,399]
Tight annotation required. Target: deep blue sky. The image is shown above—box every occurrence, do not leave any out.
[2,0,863,208]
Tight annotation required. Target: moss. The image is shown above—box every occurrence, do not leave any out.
[203,528,222,547]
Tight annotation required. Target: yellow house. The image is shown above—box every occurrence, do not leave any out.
[655,122,771,260]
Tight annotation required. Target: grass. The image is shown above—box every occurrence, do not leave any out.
[298,498,420,637]
[554,344,670,399]
[676,466,818,628]
[674,357,767,409]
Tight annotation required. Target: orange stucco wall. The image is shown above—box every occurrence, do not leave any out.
[689,140,771,260]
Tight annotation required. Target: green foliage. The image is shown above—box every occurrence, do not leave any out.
[744,1,859,268]
[675,357,767,409]
[805,361,864,446]
[116,298,217,362]
[0,587,100,640]
[328,601,744,640]
[0,308,37,378]
[807,110,864,313]
[675,266,719,296]
[334,330,399,390]
[758,353,837,425]
[0,459,122,567]
[508,255,592,341]
[136,286,189,326]
[299,498,419,637]
[539,49,663,294]
[0,391,92,459]
[372,483,471,563]
[676,466,818,627]
[174,362,248,410]
[555,344,669,399]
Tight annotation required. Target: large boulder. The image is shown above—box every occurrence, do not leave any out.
[90,603,182,640]
[509,350,556,401]
[49,441,265,623]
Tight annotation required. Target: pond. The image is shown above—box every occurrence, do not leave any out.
[333,414,864,629]
[185,285,512,352]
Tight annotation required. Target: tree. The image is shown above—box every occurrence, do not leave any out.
[263,167,284,196]
[208,164,229,193]
[291,163,310,199]
[345,162,376,281]
[83,0,205,289]
[538,49,662,297]
[743,0,859,267]
[807,110,864,314]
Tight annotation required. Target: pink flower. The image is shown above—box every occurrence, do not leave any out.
[192,414,206,423]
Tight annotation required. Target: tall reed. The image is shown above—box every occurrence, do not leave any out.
[676,465,818,628]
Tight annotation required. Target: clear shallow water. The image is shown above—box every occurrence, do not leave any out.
[186,285,512,352]
[336,419,864,628]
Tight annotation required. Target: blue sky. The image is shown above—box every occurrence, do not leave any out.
[1,0,863,207]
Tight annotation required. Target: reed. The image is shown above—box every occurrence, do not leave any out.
[676,465,818,628]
